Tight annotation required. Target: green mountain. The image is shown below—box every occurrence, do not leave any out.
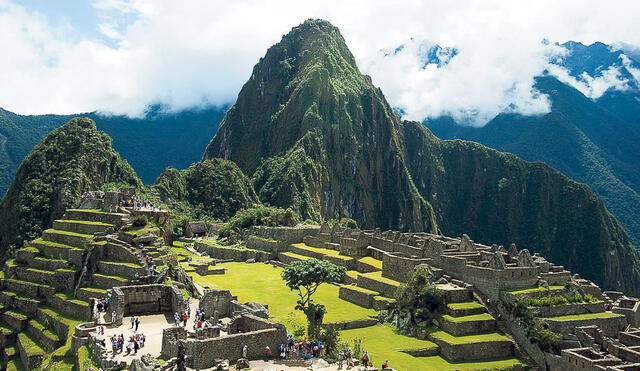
[0,117,140,255]
[154,158,258,220]
[428,76,640,247]
[203,19,640,294]
[204,19,436,232]
[0,106,225,195]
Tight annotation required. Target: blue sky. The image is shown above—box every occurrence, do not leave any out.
[1,0,639,123]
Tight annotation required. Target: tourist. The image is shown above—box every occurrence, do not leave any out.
[242,344,248,358]
[111,335,117,355]
[140,333,146,348]
[182,312,188,327]
[278,344,285,359]
[134,339,139,354]
[337,350,344,369]
[104,297,110,311]
[118,335,124,353]
[130,316,136,329]
[97,301,103,312]
[174,312,180,327]
[362,351,370,368]
[346,348,354,367]
[382,360,389,369]
[265,345,272,361]
[135,317,140,332]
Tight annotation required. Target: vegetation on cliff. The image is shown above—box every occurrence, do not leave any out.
[0,117,140,257]
[205,19,436,233]
[154,158,258,221]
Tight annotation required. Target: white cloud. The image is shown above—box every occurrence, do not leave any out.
[0,0,639,121]
[549,63,631,99]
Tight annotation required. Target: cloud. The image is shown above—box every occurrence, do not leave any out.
[0,0,639,122]
[548,63,632,99]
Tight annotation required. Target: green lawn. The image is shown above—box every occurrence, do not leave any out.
[189,262,376,328]
[360,271,401,287]
[447,301,485,311]
[358,256,383,269]
[56,219,113,226]
[429,330,511,345]
[543,312,623,321]
[341,324,521,371]
[291,243,340,256]
[506,286,564,295]
[442,313,495,322]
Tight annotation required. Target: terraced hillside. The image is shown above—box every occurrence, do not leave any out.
[0,208,147,370]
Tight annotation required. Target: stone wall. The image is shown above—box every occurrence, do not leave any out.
[186,327,287,369]
[246,236,281,254]
[200,289,236,318]
[544,315,627,337]
[382,253,432,282]
[194,242,271,262]
[109,284,185,324]
[244,225,319,246]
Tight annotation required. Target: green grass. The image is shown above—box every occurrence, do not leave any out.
[5,309,29,320]
[55,292,90,306]
[429,330,511,345]
[374,295,396,303]
[66,209,112,214]
[39,306,84,365]
[281,251,312,261]
[93,273,129,282]
[0,323,18,335]
[30,238,82,251]
[5,345,18,357]
[188,262,376,328]
[123,223,158,236]
[291,243,340,256]
[77,344,99,371]
[56,219,113,226]
[5,278,53,290]
[44,229,92,238]
[506,285,565,294]
[34,256,66,264]
[360,271,401,286]
[442,313,495,322]
[341,323,521,371]
[342,285,378,295]
[99,260,143,268]
[29,319,61,343]
[79,287,107,294]
[543,312,623,321]
[18,333,46,356]
[26,267,56,275]
[4,358,25,371]
[19,246,40,253]
[447,302,485,311]
[345,270,359,279]
[358,256,383,269]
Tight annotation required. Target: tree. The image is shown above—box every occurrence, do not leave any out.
[282,259,346,338]
[395,264,443,328]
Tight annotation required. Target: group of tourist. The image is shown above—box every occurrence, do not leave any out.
[82,191,105,200]
[120,196,158,211]
[335,349,382,369]
[295,340,325,359]
[96,296,110,312]
[109,333,146,356]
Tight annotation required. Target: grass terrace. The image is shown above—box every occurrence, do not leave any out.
[441,313,495,322]
[506,286,565,295]
[44,229,93,238]
[360,271,402,287]
[358,256,383,269]
[448,302,485,311]
[123,223,159,236]
[56,219,113,226]
[543,312,624,321]
[341,324,521,371]
[429,330,512,345]
[187,261,376,329]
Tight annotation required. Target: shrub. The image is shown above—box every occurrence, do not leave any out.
[528,321,562,352]
[328,217,359,229]
[131,215,148,227]
[395,265,443,325]
[218,205,300,237]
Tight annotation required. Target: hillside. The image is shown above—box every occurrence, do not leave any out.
[0,106,225,195]
[428,76,640,247]
[203,19,640,294]
[0,117,140,256]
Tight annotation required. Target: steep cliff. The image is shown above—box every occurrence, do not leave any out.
[202,19,640,294]
[403,121,640,293]
[205,19,436,232]
[0,117,140,256]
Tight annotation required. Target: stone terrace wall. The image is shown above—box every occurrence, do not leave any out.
[111,284,185,321]
[187,327,287,369]
[382,253,432,282]
[243,225,319,246]
[194,242,272,262]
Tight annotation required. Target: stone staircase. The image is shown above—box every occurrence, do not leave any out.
[0,208,143,370]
